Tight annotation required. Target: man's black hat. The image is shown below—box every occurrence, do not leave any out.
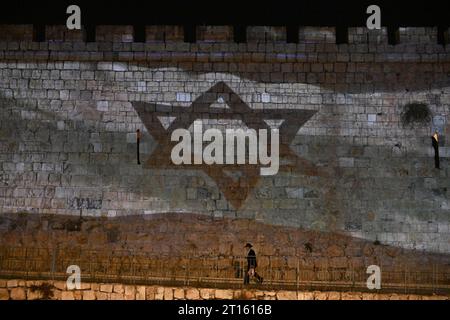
[244,243,253,248]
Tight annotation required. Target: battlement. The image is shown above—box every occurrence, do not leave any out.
[0,24,448,46]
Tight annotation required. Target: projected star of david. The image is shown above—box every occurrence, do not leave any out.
[132,82,318,209]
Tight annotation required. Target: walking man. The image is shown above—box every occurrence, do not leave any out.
[244,243,263,284]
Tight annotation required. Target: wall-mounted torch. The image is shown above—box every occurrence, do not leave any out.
[136,129,141,165]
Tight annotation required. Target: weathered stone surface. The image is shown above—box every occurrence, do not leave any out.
[215,289,233,300]
[10,287,26,300]
[100,284,113,293]
[0,212,448,290]
[330,257,348,268]
[313,291,328,300]
[341,292,362,300]
[173,288,185,300]
[91,284,100,291]
[154,287,164,300]
[327,245,344,257]
[0,26,448,264]
[327,292,341,300]
[96,291,109,300]
[136,286,146,300]
[0,278,448,301]
[113,284,124,294]
[26,288,45,300]
[124,286,136,300]
[80,283,91,290]
[429,295,448,300]
[146,286,157,300]
[61,291,75,300]
[163,287,174,300]
[240,290,256,300]
[185,288,200,300]
[0,289,9,300]
[83,290,96,300]
[362,293,376,300]
[297,292,314,300]
[52,290,63,300]
[263,291,275,297]
[74,290,83,300]
[276,290,297,300]
[199,288,214,299]
[110,293,124,300]
[53,281,67,290]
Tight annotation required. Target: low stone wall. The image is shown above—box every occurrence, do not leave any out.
[0,279,448,300]
[1,25,449,255]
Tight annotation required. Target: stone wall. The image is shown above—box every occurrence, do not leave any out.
[0,279,448,300]
[0,25,449,256]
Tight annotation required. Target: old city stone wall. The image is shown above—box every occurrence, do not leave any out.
[0,25,449,257]
[0,279,448,300]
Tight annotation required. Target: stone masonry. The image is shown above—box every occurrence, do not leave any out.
[0,279,448,300]
[0,25,449,257]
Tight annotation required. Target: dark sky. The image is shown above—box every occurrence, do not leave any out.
[0,0,449,26]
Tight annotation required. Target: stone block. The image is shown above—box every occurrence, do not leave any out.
[327,292,341,300]
[362,293,376,300]
[154,287,164,300]
[52,290,63,300]
[339,157,354,168]
[100,284,113,293]
[327,244,344,257]
[297,292,314,300]
[96,292,109,300]
[136,286,146,300]
[286,188,304,199]
[7,280,18,288]
[124,286,136,300]
[313,292,328,300]
[74,290,83,300]
[240,290,256,300]
[341,292,362,300]
[163,287,173,300]
[10,287,26,300]
[110,292,124,300]
[173,288,185,300]
[185,288,200,300]
[80,283,91,290]
[199,288,214,300]
[82,290,96,300]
